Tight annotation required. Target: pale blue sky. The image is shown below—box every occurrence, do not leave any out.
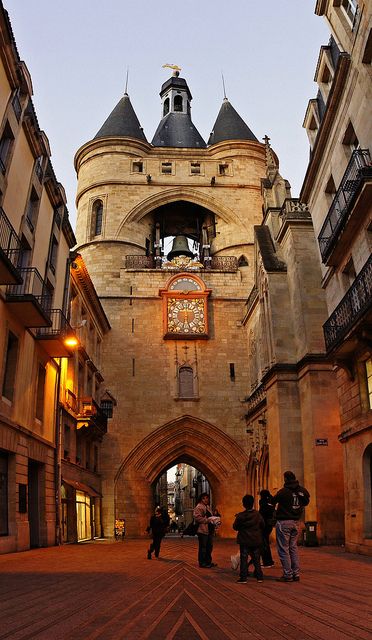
[5,1,329,225]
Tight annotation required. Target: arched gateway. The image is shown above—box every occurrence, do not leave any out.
[115,415,247,537]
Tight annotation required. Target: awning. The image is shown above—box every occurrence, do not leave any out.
[62,478,102,498]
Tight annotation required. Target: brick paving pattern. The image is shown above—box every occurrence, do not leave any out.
[0,537,371,639]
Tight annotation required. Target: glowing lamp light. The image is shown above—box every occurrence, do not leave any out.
[64,335,79,348]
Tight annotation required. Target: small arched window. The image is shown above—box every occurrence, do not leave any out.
[92,200,103,236]
[174,95,183,112]
[179,366,194,398]
[163,97,170,116]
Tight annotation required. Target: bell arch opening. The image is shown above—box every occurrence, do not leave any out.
[114,415,248,537]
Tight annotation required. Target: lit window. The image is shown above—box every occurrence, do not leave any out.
[35,364,46,421]
[366,358,372,409]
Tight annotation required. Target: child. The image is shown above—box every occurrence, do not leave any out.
[233,494,265,583]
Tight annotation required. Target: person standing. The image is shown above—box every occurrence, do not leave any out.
[193,493,220,568]
[259,489,275,568]
[272,471,310,582]
[146,507,166,559]
[233,494,265,584]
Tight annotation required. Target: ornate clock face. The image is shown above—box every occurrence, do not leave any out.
[167,298,206,334]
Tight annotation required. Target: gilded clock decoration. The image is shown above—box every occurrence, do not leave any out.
[167,298,206,334]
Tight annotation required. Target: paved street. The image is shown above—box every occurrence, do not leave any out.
[0,537,371,640]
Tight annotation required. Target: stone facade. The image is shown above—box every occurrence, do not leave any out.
[302,0,372,555]
[74,73,345,541]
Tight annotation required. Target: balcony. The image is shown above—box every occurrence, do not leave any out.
[125,254,238,272]
[36,309,76,357]
[77,397,108,438]
[0,208,23,284]
[318,149,372,265]
[6,267,52,327]
[323,254,372,354]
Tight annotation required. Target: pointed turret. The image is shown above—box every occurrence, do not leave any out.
[94,93,147,141]
[208,98,258,145]
[151,72,206,148]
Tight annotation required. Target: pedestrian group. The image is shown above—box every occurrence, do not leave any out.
[145,470,310,584]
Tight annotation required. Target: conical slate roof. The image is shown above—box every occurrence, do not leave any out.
[94,93,147,141]
[208,99,258,145]
[151,113,206,148]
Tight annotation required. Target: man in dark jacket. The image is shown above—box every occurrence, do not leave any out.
[233,494,265,583]
[146,508,166,559]
[272,471,310,582]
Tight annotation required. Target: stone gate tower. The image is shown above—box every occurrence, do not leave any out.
[74,71,344,540]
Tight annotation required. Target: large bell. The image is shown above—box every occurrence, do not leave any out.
[167,235,194,261]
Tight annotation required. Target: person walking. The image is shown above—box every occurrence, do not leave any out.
[259,489,275,568]
[272,471,310,582]
[233,494,265,584]
[146,507,166,559]
[193,493,220,568]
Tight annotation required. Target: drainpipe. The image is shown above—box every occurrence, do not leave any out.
[54,358,62,546]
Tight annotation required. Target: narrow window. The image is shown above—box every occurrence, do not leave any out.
[129,285,133,306]
[0,122,14,174]
[230,363,235,381]
[190,162,201,175]
[163,97,170,116]
[366,358,372,410]
[25,187,40,233]
[174,95,183,112]
[0,452,8,535]
[238,255,249,267]
[86,441,91,470]
[64,425,71,459]
[132,318,135,333]
[362,29,372,64]
[92,200,103,236]
[49,236,58,274]
[35,157,43,182]
[101,400,113,418]
[35,364,46,421]
[93,446,98,473]
[325,175,336,195]
[179,366,194,398]
[161,162,172,175]
[2,331,19,401]
[132,358,135,377]
[12,90,22,121]
[341,0,358,27]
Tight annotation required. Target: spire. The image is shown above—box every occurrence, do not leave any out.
[94,93,147,142]
[208,99,258,145]
[263,134,278,179]
[151,73,206,148]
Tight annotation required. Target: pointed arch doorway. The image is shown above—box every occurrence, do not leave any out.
[114,415,248,537]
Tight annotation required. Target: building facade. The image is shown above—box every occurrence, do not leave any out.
[302,0,372,554]
[74,68,345,540]
[0,4,76,553]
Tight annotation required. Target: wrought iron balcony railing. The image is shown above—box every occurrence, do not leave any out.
[77,396,108,435]
[36,308,72,338]
[323,254,372,352]
[7,267,52,315]
[318,149,372,263]
[0,207,22,269]
[125,254,238,272]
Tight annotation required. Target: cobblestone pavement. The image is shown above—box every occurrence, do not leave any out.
[0,537,371,640]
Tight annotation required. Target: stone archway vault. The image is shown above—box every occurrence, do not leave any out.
[114,415,248,537]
